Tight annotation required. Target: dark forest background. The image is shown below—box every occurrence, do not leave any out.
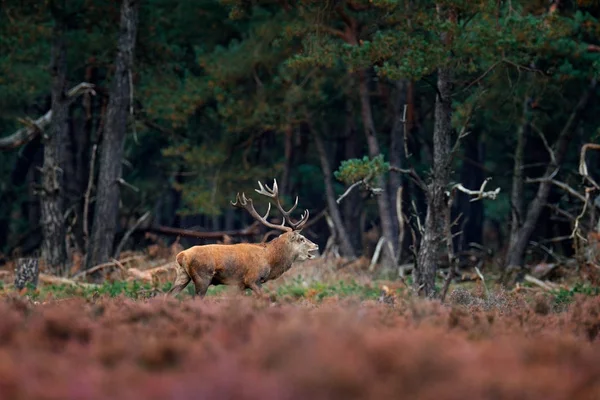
[1,0,600,297]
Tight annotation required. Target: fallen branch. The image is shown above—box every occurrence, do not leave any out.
[72,255,144,280]
[39,273,100,289]
[145,224,260,240]
[524,274,553,291]
[127,262,178,282]
[0,82,96,150]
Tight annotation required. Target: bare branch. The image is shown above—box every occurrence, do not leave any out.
[579,143,600,190]
[448,177,501,201]
[531,123,556,165]
[369,236,387,271]
[0,82,95,150]
[113,211,152,259]
[336,180,366,204]
[571,188,591,240]
[395,187,405,264]
[451,94,481,155]
[474,266,490,299]
[528,240,562,262]
[116,178,140,193]
[336,171,384,204]
[389,166,428,193]
[0,112,50,150]
[525,177,590,204]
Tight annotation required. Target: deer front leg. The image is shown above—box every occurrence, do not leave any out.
[247,281,264,297]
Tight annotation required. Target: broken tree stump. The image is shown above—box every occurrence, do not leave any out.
[14,257,40,291]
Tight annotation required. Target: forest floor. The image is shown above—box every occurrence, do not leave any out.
[0,252,600,399]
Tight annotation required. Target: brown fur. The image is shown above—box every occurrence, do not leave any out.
[167,231,318,298]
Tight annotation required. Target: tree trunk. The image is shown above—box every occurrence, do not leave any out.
[505,80,597,270]
[39,20,68,275]
[357,69,396,269]
[506,96,530,268]
[414,66,453,298]
[310,122,357,259]
[389,80,409,261]
[85,0,140,270]
[281,123,294,197]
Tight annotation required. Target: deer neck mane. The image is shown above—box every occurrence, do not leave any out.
[265,235,296,279]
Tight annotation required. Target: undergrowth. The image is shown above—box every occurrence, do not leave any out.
[8,277,395,303]
[4,273,599,310]
[1,294,600,399]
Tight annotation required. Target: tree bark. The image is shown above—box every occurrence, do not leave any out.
[281,123,294,197]
[39,19,68,275]
[506,96,530,268]
[85,0,140,270]
[389,80,409,260]
[310,122,357,259]
[14,258,40,291]
[357,69,396,268]
[505,79,597,270]
[414,65,453,298]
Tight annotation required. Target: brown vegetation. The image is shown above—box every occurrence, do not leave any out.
[168,180,319,297]
[0,293,600,399]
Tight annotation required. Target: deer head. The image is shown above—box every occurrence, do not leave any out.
[231,179,318,259]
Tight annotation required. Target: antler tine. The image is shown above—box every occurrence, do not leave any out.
[231,190,291,233]
[291,209,310,230]
[250,179,311,232]
[255,179,278,198]
[286,196,299,214]
[261,202,272,220]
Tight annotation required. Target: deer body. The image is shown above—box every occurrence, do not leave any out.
[167,180,318,298]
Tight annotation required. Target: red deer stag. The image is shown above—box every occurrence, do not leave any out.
[167,179,319,298]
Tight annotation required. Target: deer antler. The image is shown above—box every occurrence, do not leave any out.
[231,192,291,233]
[255,179,309,231]
[231,179,310,232]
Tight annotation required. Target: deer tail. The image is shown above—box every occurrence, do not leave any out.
[175,251,191,276]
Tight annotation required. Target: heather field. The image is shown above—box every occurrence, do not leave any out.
[1,265,600,400]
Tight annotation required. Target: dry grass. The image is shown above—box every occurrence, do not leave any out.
[0,291,599,399]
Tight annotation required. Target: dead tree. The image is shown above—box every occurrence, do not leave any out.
[39,13,69,275]
[86,0,141,270]
[14,258,40,291]
[505,79,597,272]
[414,4,456,298]
[308,120,356,259]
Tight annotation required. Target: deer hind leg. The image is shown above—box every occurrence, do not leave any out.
[189,261,215,298]
[167,267,191,297]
